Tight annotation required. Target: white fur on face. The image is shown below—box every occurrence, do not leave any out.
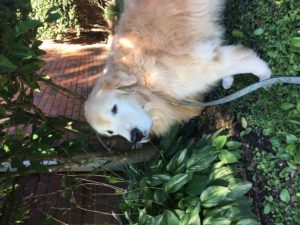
[84,90,152,143]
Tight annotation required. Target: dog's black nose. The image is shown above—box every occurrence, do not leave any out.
[130,128,144,143]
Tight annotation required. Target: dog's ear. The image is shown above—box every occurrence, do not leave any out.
[101,71,137,90]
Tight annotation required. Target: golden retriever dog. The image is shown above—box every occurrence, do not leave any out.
[85,0,271,143]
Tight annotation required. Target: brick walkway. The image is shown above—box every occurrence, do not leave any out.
[25,41,120,225]
[35,40,109,121]
[16,173,123,225]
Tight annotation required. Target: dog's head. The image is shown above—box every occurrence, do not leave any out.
[84,71,152,143]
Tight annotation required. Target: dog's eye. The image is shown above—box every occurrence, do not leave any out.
[106,130,114,135]
[111,104,118,114]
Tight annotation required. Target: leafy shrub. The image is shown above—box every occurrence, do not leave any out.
[0,0,44,115]
[104,0,124,23]
[0,2,91,223]
[30,0,80,39]
[118,126,259,225]
[104,0,124,33]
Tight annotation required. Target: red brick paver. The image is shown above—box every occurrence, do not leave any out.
[35,40,109,121]
[18,41,121,225]
[17,174,121,225]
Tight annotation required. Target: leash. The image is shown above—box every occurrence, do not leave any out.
[176,77,300,107]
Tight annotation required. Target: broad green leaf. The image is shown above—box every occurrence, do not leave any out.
[178,196,199,209]
[226,141,242,150]
[180,214,190,225]
[148,174,171,186]
[151,215,163,225]
[165,173,191,193]
[46,6,60,15]
[139,209,147,225]
[240,128,252,137]
[254,28,264,36]
[45,13,62,23]
[160,210,180,225]
[187,149,217,172]
[13,20,42,37]
[144,215,154,225]
[150,159,164,171]
[3,144,10,153]
[286,134,298,144]
[175,209,186,220]
[226,181,252,201]
[160,125,180,150]
[279,189,291,203]
[212,136,227,150]
[286,144,296,156]
[291,37,300,48]
[237,219,260,225]
[0,55,17,73]
[203,217,231,225]
[187,213,200,225]
[204,199,254,219]
[32,134,39,140]
[200,186,229,208]
[166,156,179,173]
[263,203,271,214]
[209,166,233,181]
[218,150,238,164]
[297,100,300,112]
[241,117,248,128]
[280,103,294,111]
[10,42,36,60]
[187,205,201,225]
[263,128,272,136]
[232,30,245,39]
[154,190,168,203]
[167,148,188,173]
[186,174,209,196]
[178,148,188,165]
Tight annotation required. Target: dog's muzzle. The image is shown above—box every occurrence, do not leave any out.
[130,128,146,143]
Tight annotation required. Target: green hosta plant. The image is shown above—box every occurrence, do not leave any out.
[118,127,260,225]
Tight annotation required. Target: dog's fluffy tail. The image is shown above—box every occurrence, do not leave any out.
[117,0,225,54]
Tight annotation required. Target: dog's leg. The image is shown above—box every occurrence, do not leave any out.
[222,76,234,89]
[212,45,271,88]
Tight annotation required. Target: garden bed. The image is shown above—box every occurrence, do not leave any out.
[0,0,299,224]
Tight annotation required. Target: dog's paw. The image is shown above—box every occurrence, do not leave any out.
[222,76,234,89]
[253,60,272,81]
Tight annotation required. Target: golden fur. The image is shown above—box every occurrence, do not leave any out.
[85,0,271,140]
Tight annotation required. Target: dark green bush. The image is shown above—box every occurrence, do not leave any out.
[30,0,80,39]
[0,1,90,223]
[118,126,259,225]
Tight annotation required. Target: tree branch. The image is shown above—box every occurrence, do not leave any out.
[53,147,157,171]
